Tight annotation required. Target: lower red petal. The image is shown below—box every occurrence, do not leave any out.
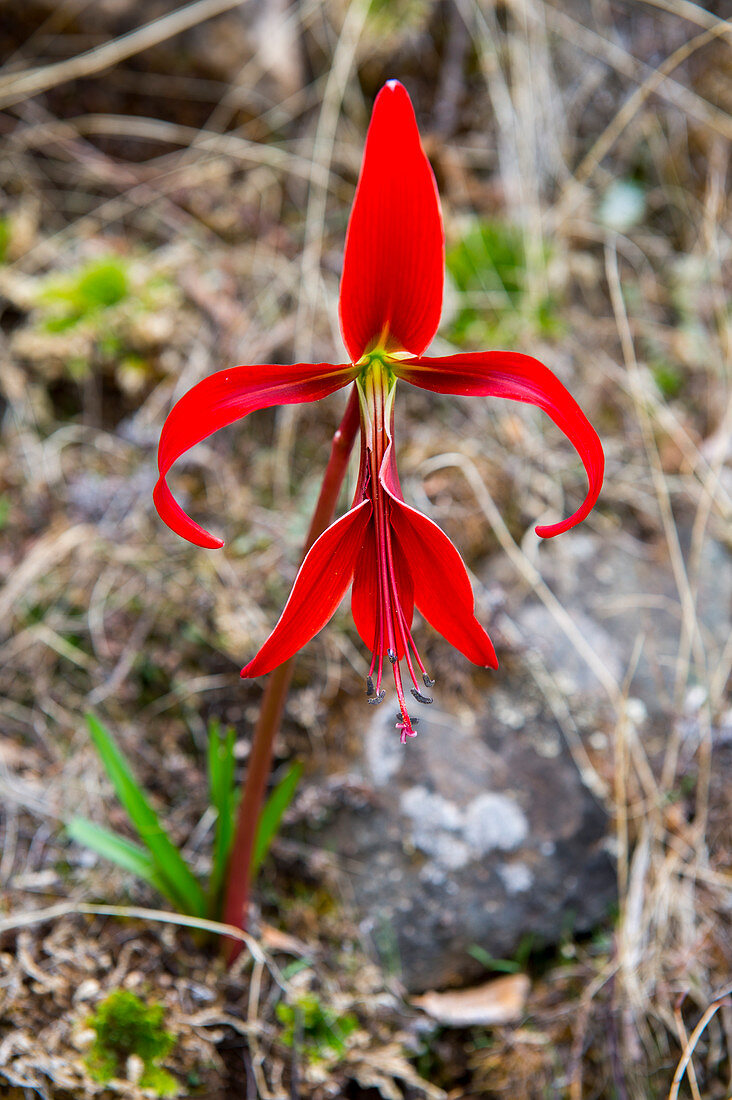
[241,500,371,678]
[395,352,603,538]
[351,525,415,659]
[388,496,498,669]
[351,531,380,653]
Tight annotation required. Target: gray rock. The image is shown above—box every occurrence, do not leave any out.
[318,666,615,993]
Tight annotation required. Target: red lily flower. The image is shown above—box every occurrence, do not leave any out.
[154,81,604,742]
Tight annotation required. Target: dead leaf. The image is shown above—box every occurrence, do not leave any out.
[412,973,530,1027]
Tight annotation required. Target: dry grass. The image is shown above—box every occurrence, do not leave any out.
[0,0,731,1096]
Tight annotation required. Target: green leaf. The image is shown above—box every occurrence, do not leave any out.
[467,945,521,973]
[0,217,10,264]
[66,817,173,901]
[252,761,303,876]
[207,720,236,817]
[206,720,237,912]
[85,714,206,917]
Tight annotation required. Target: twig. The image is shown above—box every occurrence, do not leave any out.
[0,0,248,109]
[605,243,705,780]
[435,2,471,135]
[673,994,703,1100]
[634,0,725,30]
[668,994,732,1100]
[0,900,270,966]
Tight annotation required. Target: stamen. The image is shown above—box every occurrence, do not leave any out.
[359,362,433,746]
[395,712,420,728]
[410,687,433,705]
[422,673,435,688]
[368,690,386,705]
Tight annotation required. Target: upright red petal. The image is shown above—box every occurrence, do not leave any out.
[339,81,444,362]
[241,500,372,678]
[388,496,498,669]
[154,362,357,549]
[395,352,604,538]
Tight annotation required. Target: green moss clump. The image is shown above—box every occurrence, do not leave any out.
[276,993,358,1063]
[446,218,563,346]
[41,257,130,329]
[85,989,178,1096]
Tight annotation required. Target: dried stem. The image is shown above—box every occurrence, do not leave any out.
[222,386,361,962]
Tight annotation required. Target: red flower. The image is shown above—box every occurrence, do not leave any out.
[154,81,604,742]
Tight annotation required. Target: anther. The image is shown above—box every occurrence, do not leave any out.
[422,673,435,688]
[387,649,397,665]
[366,676,375,697]
[367,690,386,706]
[410,687,433,705]
[395,712,420,727]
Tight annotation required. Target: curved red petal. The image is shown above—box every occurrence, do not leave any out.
[339,81,444,362]
[395,352,604,538]
[241,499,372,678]
[155,362,357,548]
[387,496,498,669]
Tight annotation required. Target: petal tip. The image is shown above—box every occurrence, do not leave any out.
[240,657,264,678]
[382,78,406,97]
[153,476,225,550]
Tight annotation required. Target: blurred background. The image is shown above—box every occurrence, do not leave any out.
[0,0,730,1097]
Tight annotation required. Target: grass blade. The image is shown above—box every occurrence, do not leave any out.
[207,720,237,913]
[85,713,206,917]
[66,817,174,901]
[252,761,303,877]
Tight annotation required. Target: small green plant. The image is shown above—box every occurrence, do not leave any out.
[468,932,535,974]
[0,216,11,263]
[652,362,684,399]
[31,254,176,387]
[40,256,130,332]
[467,945,522,974]
[67,714,302,920]
[276,993,358,1063]
[85,989,178,1095]
[446,218,562,346]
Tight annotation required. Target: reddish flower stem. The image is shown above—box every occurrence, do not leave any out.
[223,386,361,962]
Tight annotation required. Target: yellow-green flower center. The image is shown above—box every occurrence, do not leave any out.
[357,347,396,389]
